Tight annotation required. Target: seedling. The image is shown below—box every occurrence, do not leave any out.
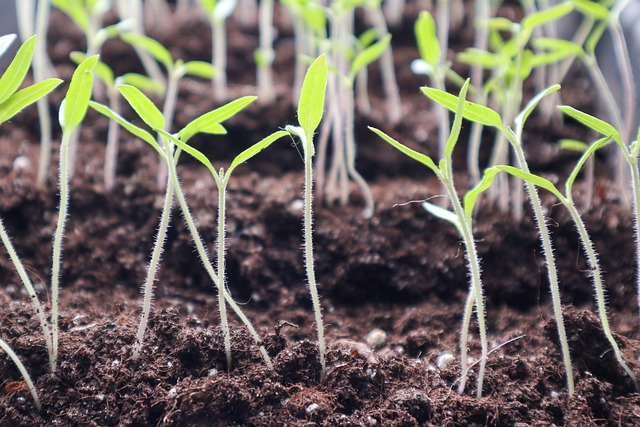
[120,32,216,188]
[197,0,237,101]
[424,84,575,395]
[559,105,640,344]
[90,89,274,369]
[285,54,329,380]
[475,137,639,390]
[255,0,275,103]
[371,80,490,398]
[0,337,41,411]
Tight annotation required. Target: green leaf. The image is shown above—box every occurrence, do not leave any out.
[358,28,379,49]
[117,84,165,131]
[565,136,612,195]
[227,130,289,175]
[559,138,588,152]
[0,35,36,105]
[485,17,517,32]
[0,78,62,123]
[573,0,610,20]
[457,48,502,69]
[422,201,462,234]
[70,51,114,87]
[415,11,440,67]
[178,96,256,142]
[350,34,391,79]
[119,73,165,94]
[0,34,16,59]
[514,85,560,135]
[61,54,99,131]
[88,100,163,156]
[464,167,501,222]
[155,128,218,179]
[182,61,217,79]
[558,105,622,145]
[585,20,608,55]
[497,165,563,198]
[533,37,584,57]
[369,127,438,174]
[298,54,327,146]
[444,79,470,167]
[421,87,505,130]
[521,2,574,31]
[51,0,90,34]
[121,33,173,70]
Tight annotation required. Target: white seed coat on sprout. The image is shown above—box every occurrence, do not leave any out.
[436,352,454,369]
[365,328,387,349]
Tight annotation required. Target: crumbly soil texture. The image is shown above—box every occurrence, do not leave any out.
[2,3,640,426]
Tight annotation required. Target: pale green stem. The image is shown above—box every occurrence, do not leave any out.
[291,15,306,105]
[0,338,41,411]
[0,218,53,370]
[34,0,54,187]
[435,0,450,161]
[630,161,640,326]
[157,72,180,189]
[301,130,326,380]
[104,90,121,192]
[563,197,639,390]
[511,141,574,395]
[213,17,228,101]
[133,167,174,358]
[257,0,275,104]
[50,129,74,372]
[217,176,232,370]
[169,154,272,368]
[345,80,374,218]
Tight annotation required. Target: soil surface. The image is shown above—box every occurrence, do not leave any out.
[2,3,640,426]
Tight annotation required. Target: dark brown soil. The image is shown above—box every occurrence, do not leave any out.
[1,3,640,426]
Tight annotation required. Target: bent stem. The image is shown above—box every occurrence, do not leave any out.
[0,338,41,411]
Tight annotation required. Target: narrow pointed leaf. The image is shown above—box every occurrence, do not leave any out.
[369,127,438,173]
[521,2,574,31]
[423,201,462,234]
[117,84,165,131]
[464,167,501,222]
[227,130,289,175]
[497,165,563,199]
[558,105,622,144]
[182,61,217,79]
[422,87,505,130]
[119,73,165,94]
[566,136,612,195]
[61,55,99,131]
[445,79,470,167]
[350,34,391,78]
[415,11,440,66]
[0,78,62,123]
[559,138,588,152]
[298,54,327,145]
[155,128,218,179]
[514,85,560,134]
[70,51,114,87]
[121,33,173,70]
[0,35,36,104]
[88,100,164,158]
[178,96,256,142]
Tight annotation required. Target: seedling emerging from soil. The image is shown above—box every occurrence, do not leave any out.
[424,84,576,395]
[560,105,640,345]
[478,139,639,390]
[90,89,274,369]
[371,80,490,398]
[52,54,99,372]
[120,32,216,188]
[0,34,61,402]
[286,54,329,380]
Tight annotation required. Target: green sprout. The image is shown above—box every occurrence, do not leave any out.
[424,84,576,395]
[0,33,62,410]
[559,105,640,356]
[120,32,216,188]
[476,136,639,391]
[286,54,329,380]
[197,0,237,101]
[371,79,491,398]
[90,89,274,369]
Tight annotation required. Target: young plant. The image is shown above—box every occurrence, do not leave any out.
[560,105,640,348]
[0,35,61,403]
[371,80,490,398]
[90,89,273,369]
[457,2,574,215]
[255,0,275,103]
[424,84,576,395]
[285,54,329,380]
[476,136,638,390]
[120,32,216,188]
[197,0,237,102]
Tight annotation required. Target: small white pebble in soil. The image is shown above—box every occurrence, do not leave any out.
[366,416,378,425]
[13,156,30,171]
[167,360,173,368]
[305,403,319,414]
[208,368,218,377]
[111,359,120,367]
[549,390,559,399]
[289,199,304,211]
[365,328,387,349]
[168,387,177,399]
[96,394,105,401]
[436,352,455,369]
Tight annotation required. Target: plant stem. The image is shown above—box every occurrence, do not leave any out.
[157,72,179,189]
[217,175,232,370]
[212,17,227,102]
[630,161,640,326]
[104,91,121,192]
[257,0,275,104]
[0,338,41,411]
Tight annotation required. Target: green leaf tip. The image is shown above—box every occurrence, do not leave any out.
[298,54,328,149]
[61,54,99,131]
